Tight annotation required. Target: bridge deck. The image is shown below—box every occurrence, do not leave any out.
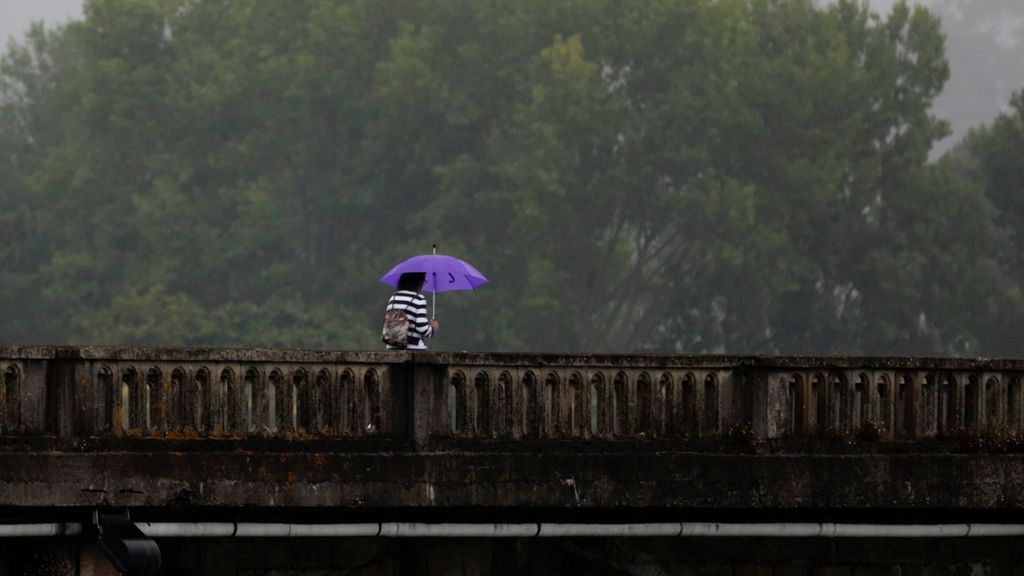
[2,346,1024,516]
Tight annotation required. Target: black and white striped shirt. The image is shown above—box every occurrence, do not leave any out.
[385,290,433,343]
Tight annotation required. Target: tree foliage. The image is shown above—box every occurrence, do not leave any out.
[0,0,1019,354]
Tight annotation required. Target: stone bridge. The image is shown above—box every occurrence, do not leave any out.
[3,346,1024,574]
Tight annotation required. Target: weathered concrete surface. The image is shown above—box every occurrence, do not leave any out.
[2,449,1024,512]
[5,347,1024,521]
[6,348,1024,575]
[6,344,1024,369]
[7,346,1024,445]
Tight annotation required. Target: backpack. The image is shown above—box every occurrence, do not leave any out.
[381,307,410,347]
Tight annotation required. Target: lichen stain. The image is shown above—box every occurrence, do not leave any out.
[204,430,249,441]
[164,429,205,440]
[281,429,318,442]
[282,471,297,492]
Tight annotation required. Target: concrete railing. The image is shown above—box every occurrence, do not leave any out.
[3,346,1024,445]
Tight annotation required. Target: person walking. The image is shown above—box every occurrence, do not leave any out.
[383,272,439,350]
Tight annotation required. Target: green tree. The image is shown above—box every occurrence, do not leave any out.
[0,0,1017,357]
[643,0,991,355]
[0,22,81,342]
[947,90,1024,355]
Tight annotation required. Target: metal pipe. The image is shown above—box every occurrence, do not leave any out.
[138,522,235,538]
[829,524,972,538]
[539,523,680,537]
[234,523,291,538]
[0,523,82,537]
[383,523,538,538]
[964,524,1024,537]
[118,522,1024,538]
[681,523,824,538]
[7,522,1024,539]
[287,523,380,537]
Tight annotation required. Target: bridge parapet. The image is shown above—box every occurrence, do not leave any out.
[3,346,1024,446]
[5,347,1024,512]
[0,346,406,441]
[433,354,1024,443]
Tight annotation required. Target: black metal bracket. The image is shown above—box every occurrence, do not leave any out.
[93,510,161,575]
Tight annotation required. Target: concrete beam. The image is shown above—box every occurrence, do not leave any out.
[1,450,1023,511]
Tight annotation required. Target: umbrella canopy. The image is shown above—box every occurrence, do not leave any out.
[379,253,488,293]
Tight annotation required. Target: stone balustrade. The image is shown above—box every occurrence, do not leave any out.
[3,346,1024,445]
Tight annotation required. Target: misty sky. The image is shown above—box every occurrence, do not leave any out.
[2,0,945,45]
[1,0,1022,154]
[0,0,82,48]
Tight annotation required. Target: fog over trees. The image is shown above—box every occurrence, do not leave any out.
[909,0,1024,153]
[1,0,1023,355]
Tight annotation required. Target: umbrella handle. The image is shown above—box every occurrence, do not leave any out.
[432,245,437,322]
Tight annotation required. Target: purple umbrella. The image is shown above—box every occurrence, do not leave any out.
[379,247,488,317]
